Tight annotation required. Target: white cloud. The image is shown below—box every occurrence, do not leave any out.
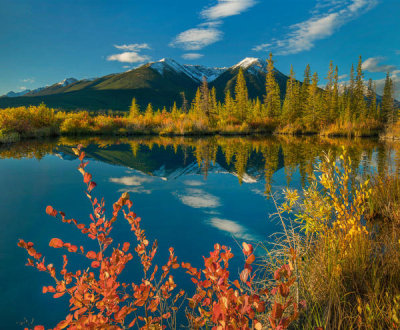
[114,43,151,51]
[174,188,220,208]
[109,175,153,186]
[19,86,27,90]
[254,0,378,55]
[201,0,257,20]
[118,187,152,195]
[22,78,34,83]
[208,217,257,241]
[362,56,396,73]
[338,74,348,80]
[107,43,151,64]
[171,28,222,50]
[107,51,150,64]
[182,53,204,60]
[252,43,271,52]
[183,180,205,186]
[171,0,257,52]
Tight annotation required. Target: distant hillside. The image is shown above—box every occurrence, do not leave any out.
[0,58,288,111]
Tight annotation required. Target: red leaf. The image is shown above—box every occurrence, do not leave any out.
[53,291,65,298]
[86,251,97,259]
[84,172,92,183]
[240,268,251,283]
[46,205,57,217]
[79,151,86,161]
[49,238,64,248]
[91,260,100,268]
[122,242,130,252]
[88,181,97,192]
[242,242,253,256]
[246,254,256,265]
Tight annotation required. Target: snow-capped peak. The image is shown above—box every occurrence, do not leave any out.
[233,58,261,69]
[57,78,78,87]
[149,58,227,83]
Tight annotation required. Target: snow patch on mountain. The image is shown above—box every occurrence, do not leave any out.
[57,78,78,87]
[5,90,32,97]
[233,57,268,75]
[149,58,227,83]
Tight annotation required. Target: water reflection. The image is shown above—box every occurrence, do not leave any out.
[0,135,397,328]
[0,135,392,195]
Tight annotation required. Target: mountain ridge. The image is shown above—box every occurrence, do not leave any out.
[0,57,281,111]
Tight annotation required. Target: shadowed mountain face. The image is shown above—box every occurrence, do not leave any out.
[0,58,288,111]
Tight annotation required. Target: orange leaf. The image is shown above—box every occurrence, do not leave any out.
[83,172,92,183]
[46,205,57,217]
[242,242,253,256]
[128,318,136,328]
[49,238,64,248]
[86,251,97,259]
[91,260,100,268]
[53,291,65,298]
[246,254,256,265]
[122,242,130,252]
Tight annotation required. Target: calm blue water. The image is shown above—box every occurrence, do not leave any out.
[0,136,389,328]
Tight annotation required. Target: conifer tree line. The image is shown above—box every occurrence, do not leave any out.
[130,54,397,133]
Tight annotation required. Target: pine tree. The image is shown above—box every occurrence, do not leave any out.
[210,87,218,119]
[354,55,367,120]
[180,92,188,113]
[348,64,355,121]
[192,87,202,117]
[323,61,334,123]
[331,66,339,121]
[129,97,140,119]
[382,72,395,124]
[171,101,179,119]
[299,64,311,122]
[145,103,153,118]
[282,65,298,123]
[200,76,211,122]
[366,78,376,119]
[265,53,281,118]
[304,72,320,128]
[223,90,235,123]
[234,68,249,121]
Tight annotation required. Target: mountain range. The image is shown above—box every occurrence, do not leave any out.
[0,58,290,111]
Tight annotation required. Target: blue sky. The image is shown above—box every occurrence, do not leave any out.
[1,0,399,97]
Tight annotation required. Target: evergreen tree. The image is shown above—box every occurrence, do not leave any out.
[299,64,311,121]
[192,87,202,116]
[304,72,320,128]
[145,103,153,118]
[323,61,334,123]
[366,78,376,119]
[171,101,179,119]
[354,55,367,120]
[180,92,188,113]
[331,65,339,121]
[382,72,395,124]
[129,97,140,118]
[265,53,281,118]
[282,65,299,123]
[234,68,249,121]
[200,76,211,121]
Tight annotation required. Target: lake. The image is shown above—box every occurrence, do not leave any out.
[0,135,395,328]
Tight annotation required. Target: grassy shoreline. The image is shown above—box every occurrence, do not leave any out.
[0,104,385,145]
